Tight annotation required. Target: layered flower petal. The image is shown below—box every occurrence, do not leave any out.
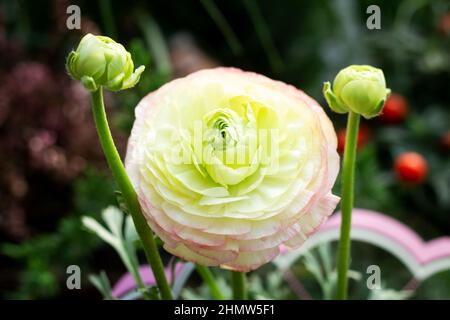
[126,67,340,271]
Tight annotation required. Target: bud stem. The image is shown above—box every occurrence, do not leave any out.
[196,265,225,300]
[231,271,247,300]
[336,111,360,300]
[90,88,173,300]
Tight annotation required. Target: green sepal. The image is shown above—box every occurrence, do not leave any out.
[323,82,348,114]
[81,76,98,92]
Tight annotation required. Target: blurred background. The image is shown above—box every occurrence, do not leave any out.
[0,0,449,299]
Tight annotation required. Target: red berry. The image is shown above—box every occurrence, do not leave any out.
[395,152,428,184]
[337,125,370,154]
[337,129,346,154]
[441,131,450,151]
[380,93,408,123]
[438,12,450,35]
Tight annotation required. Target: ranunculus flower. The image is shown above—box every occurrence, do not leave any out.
[125,68,340,271]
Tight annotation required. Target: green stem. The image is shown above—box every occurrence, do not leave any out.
[138,14,172,79]
[90,88,173,300]
[335,111,360,300]
[200,0,243,56]
[243,0,283,73]
[98,0,117,39]
[195,265,225,300]
[231,271,247,300]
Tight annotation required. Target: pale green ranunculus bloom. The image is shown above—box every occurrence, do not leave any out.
[126,68,340,271]
[323,65,391,119]
[66,33,145,92]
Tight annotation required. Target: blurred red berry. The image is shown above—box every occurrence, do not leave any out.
[441,130,450,151]
[337,125,370,154]
[380,93,408,123]
[337,130,345,153]
[395,152,428,184]
[438,11,450,35]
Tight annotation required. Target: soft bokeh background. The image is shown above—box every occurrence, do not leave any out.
[0,0,449,299]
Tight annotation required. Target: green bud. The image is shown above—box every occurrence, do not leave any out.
[66,33,145,92]
[323,65,390,119]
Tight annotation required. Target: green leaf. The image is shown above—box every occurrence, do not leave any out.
[82,206,144,297]
[82,216,118,248]
[172,262,195,299]
[102,206,124,238]
[145,286,161,300]
[89,271,114,300]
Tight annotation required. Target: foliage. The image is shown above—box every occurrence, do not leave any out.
[1,169,116,299]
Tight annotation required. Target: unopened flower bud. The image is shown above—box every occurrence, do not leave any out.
[323,65,390,119]
[66,33,145,92]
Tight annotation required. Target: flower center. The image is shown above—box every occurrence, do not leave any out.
[196,96,266,186]
[204,109,241,151]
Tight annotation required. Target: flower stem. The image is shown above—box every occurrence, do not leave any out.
[196,265,225,300]
[90,88,173,300]
[98,0,117,39]
[199,0,243,56]
[336,111,360,300]
[231,271,247,300]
